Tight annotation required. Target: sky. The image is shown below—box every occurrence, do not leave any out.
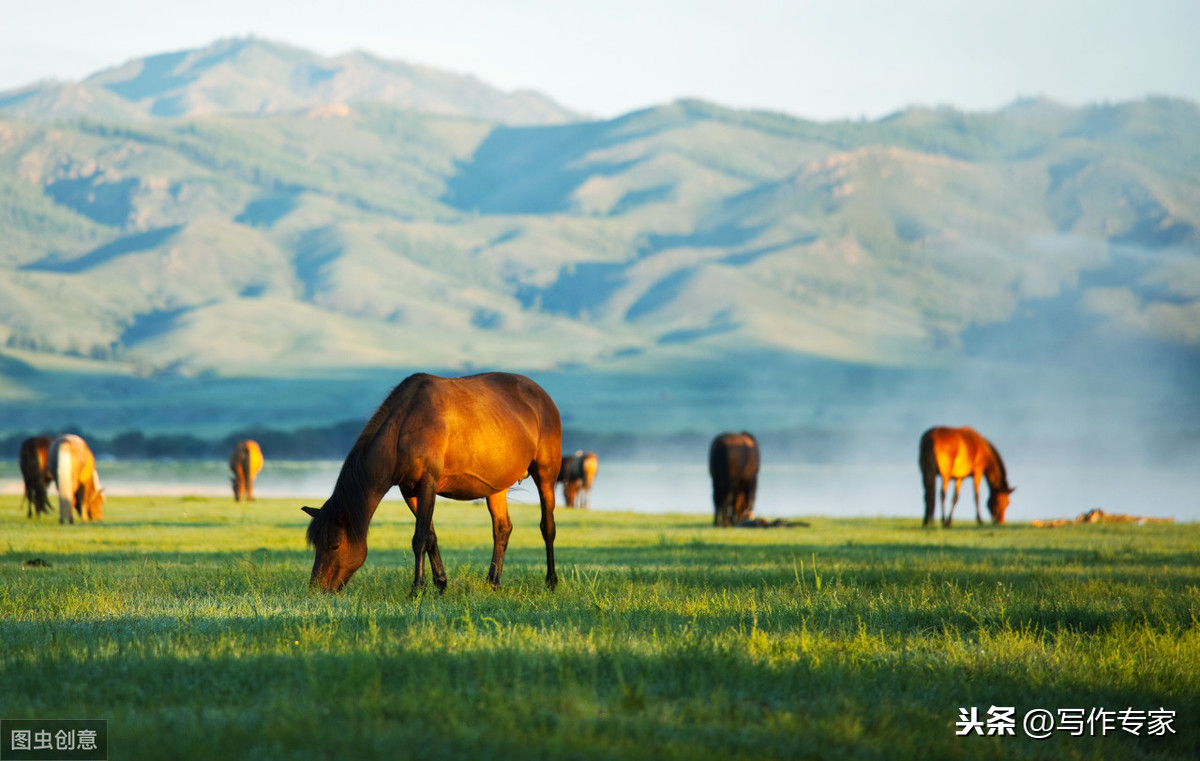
[0,0,1197,121]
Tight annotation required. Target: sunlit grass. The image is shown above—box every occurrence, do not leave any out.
[1,495,1197,760]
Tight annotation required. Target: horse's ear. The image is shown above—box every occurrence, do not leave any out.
[301,506,320,518]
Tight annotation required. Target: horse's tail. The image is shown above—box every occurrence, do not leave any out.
[55,441,75,524]
[31,471,49,516]
[919,429,937,526]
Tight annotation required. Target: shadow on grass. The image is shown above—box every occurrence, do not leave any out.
[0,615,1194,761]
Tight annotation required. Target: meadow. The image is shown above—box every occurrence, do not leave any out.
[1,494,1197,760]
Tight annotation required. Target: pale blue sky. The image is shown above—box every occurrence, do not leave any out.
[1,0,1196,120]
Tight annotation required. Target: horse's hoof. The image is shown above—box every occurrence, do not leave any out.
[546,574,558,591]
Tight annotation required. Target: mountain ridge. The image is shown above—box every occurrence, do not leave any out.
[0,41,1197,440]
[1,37,581,126]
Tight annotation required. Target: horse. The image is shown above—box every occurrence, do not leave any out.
[46,434,106,524]
[919,426,1014,527]
[303,372,562,594]
[19,436,53,518]
[710,432,760,527]
[229,439,264,501]
[557,450,598,508]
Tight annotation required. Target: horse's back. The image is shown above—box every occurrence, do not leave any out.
[49,435,94,481]
[388,372,562,496]
[710,432,760,480]
[247,440,264,476]
[922,426,990,478]
[19,437,51,482]
[403,373,559,437]
[231,439,263,477]
[581,451,598,487]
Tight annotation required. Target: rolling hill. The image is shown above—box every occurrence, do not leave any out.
[0,40,1198,444]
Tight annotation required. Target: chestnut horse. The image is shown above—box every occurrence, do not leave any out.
[229,439,264,501]
[47,434,106,524]
[919,426,1013,527]
[710,432,760,526]
[303,372,562,593]
[19,436,53,518]
[557,450,598,508]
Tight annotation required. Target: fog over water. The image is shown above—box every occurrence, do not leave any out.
[2,455,1195,524]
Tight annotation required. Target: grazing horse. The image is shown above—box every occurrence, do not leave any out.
[710,432,760,527]
[229,439,264,501]
[557,450,598,508]
[19,436,53,518]
[919,426,1014,527]
[46,434,105,524]
[303,372,562,593]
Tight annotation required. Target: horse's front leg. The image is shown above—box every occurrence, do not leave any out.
[403,490,447,592]
[945,478,962,527]
[485,490,513,588]
[972,474,983,525]
[409,478,439,594]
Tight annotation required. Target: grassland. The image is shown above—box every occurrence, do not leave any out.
[0,494,1197,760]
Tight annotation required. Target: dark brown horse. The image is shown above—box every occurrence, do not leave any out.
[557,450,598,508]
[710,432,760,526]
[19,436,53,518]
[919,426,1013,527]
[303,372,562,593]
[229,439,264,501]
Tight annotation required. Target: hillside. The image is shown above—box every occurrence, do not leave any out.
[0,41,1198,441]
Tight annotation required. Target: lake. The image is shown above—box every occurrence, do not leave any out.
[2,457,1196,523]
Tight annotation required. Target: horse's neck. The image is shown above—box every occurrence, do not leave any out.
[984,457,1006,491]
[333,442,395,532]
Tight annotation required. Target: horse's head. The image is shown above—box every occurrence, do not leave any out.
[302,503,367,592]
[86,471,106,521]
[84,487,106,522]
[988,487,1014,524]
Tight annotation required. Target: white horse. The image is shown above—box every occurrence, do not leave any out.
[47,434,106,523]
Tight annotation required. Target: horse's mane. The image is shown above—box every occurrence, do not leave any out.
[987,441,1010,490]
[306,374,433,547]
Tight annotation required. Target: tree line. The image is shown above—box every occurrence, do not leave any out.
[1,421,364,461]
[2,423,854,463]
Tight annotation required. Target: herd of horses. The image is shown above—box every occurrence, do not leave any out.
[20,434,267,521]
[14,371,1015,595]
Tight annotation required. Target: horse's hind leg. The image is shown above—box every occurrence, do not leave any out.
[485,490,513,589]
[530,458,558,590]
[972,474,983,525]
[743,477,758,522]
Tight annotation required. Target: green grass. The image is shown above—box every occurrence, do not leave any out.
[1,495,1197,760]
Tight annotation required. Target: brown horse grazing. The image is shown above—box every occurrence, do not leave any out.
[229,439,264,501]
[303,372,562,594]
[919,426,1014,527]
[46,434,106,524]
[710,432,760,527]
[19,436,53,518]
[557,450,598,508]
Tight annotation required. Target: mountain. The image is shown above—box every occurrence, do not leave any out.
[0,42,1198,442]
[0,37,580,125]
